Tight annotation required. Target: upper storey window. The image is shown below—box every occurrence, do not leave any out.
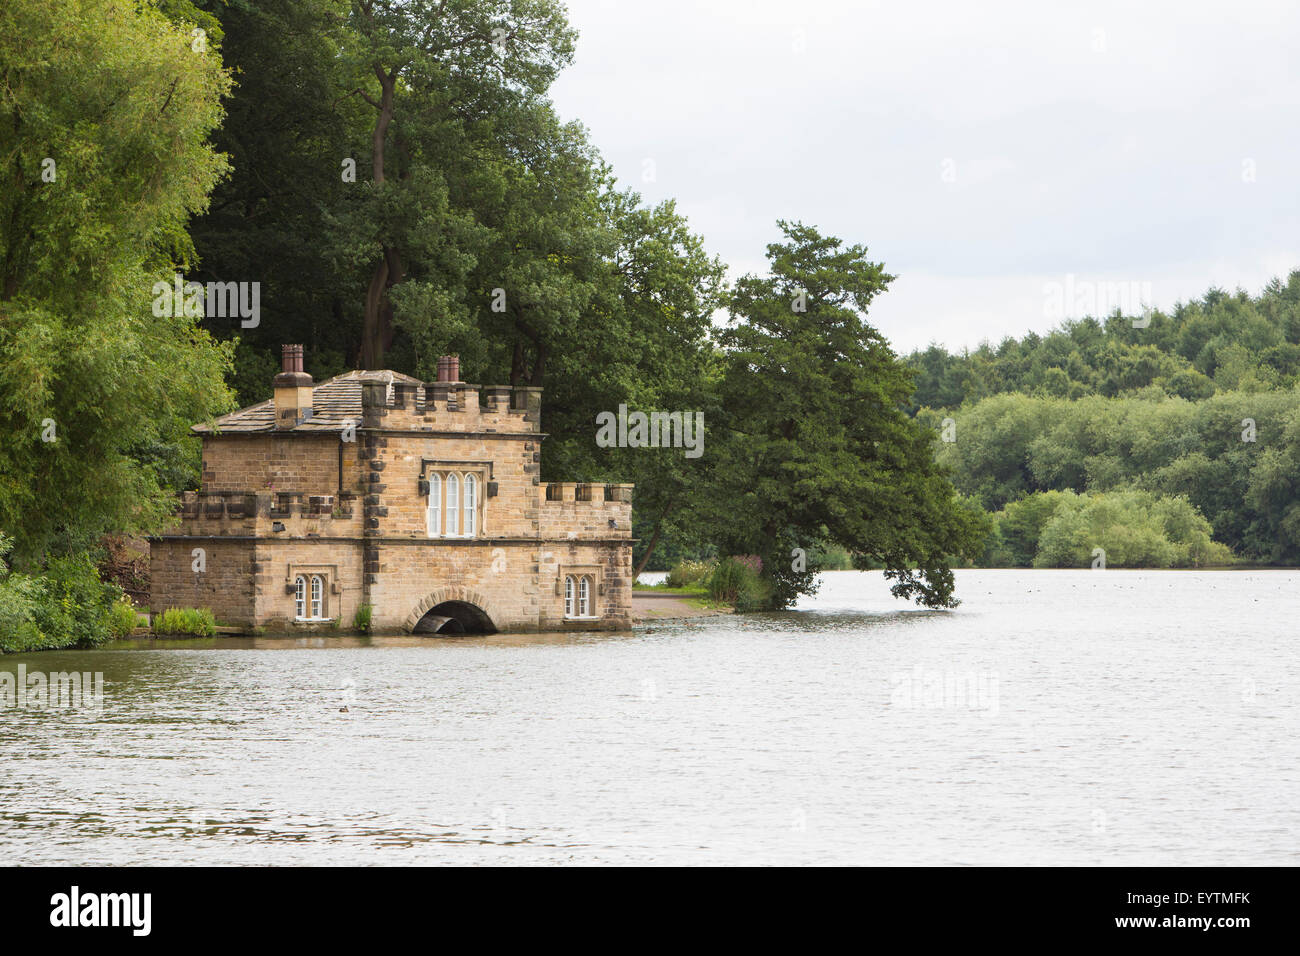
[426,471,482,538]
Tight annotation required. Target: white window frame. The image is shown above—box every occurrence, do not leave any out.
[445,473,459,537]
[426,468,483,538]
[427,473,441,538]
[310,575,324,620]
[463,473,477,537]
[563,573,598,620]
[294,576,307,620]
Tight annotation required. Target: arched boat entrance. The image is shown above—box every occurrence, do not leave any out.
[412,600,496,635]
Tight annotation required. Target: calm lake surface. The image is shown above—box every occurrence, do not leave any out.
[1,569,1296,866]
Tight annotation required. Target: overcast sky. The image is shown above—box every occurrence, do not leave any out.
[547,0,1300,353]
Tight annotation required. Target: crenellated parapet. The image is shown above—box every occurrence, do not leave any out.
[168,490,363,537]
[538,482,633,538]
[359,380,542,434]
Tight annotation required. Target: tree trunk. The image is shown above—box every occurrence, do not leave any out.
[529,342,548,386]
[510,338,525,386]
[361,254,389,369]
[634,503,675,577]
[360,66,395,369]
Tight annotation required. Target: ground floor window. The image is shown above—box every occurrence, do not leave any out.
[564,574,595,619]
[294,573,328,621]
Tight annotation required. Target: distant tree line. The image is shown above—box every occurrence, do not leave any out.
[907,281,1300,567]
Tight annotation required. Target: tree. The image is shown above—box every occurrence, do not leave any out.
[0,0,234,564]
[341,0,575,369]
[708,222,988,608]
[188,0,358,404]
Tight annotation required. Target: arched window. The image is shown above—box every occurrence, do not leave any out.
[445,473,459,536]
[294,576,307,620]
[310,575,324,619]
[564,575,575,617]
[578,576,591,617]
[463,473,477,537]
[427,473,441,537]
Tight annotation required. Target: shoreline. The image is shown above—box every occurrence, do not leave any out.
[630,590,731,622]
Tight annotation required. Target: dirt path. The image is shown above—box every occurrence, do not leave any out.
[631,591,730,622]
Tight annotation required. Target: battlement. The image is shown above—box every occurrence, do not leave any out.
[361,381,542,433]
[540,482,633,504]
[167,490,363,537]
[538,483,633,538]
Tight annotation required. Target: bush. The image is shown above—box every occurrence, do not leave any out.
[707,556,772,611]
[0,538,125,653]
[1032,489,1232,568]
[353,603,373,632]
[106,597,140,638]
[0,567,49,653]
[154,607,217,636]
[665,559,713,589]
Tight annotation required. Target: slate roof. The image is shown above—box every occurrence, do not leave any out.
[193,369,425,434]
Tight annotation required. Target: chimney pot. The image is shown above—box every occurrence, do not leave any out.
[436,354,460,383]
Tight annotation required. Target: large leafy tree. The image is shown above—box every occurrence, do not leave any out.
[708,222,988,608]
[0,0,235,564]
[341,0,575,369]
[189,0,358,403]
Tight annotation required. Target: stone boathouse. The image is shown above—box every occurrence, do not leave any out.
[150,346,634,633]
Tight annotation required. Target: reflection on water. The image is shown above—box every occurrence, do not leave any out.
[1,570,1296,865]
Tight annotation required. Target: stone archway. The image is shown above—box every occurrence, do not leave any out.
[404,586,500,635]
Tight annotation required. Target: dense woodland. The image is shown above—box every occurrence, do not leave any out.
[905,279,1300,568]
[0,0,987,650]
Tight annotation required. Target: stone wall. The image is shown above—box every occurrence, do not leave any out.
[253,538,366,631]
[150,538,257,626]
[203,434,342,494]
[364,539,633,633]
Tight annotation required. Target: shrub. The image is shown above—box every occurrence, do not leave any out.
[353,603,373,632]
[0,567,49,653]
[1033,489,1231,568]
[0,539,125,652]
[665,559,713,589]
[707,556,772,611]
[106,597,140,638]
[154,607,217,636]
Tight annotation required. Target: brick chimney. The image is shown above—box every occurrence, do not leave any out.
[272,344,313,429]
[435,354,460,383]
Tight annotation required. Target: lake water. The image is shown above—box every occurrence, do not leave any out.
[1,569,1295,865]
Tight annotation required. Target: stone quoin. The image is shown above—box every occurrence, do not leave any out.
[148,346,635,634]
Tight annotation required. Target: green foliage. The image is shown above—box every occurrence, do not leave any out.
[930,388,1300,563]
[706,222,987,609]
[707,557,771,611]
[107,597,141,638]
[0,0,235,565]
[989,491,1073,566]
[154,608,217,636]
[802,541,854,570]
[0,536,126,652]
[1031,490,1232,568]
[665,560,714,589]
[352,603,373,633]
[906,275,1300,408]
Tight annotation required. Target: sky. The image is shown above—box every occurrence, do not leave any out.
[547,0,1300,354]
